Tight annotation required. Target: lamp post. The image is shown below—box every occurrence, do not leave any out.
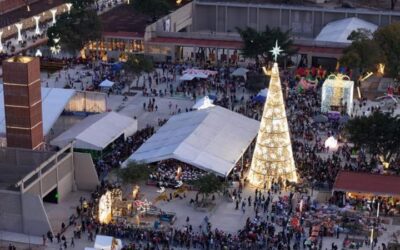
[15,23,23,42]
[50,9,57,24]
[33,16,40,35]
[0,31,3,52]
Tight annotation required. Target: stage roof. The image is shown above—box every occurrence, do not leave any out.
[51,112,137,151]
[0,86,75,136]
[333,171,400,196]
[315,17,378,44]
[123,106,260,176]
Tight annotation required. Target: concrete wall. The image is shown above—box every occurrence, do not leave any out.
[73,152,100,191]
[0,190,51,236]
[193,1,400,38]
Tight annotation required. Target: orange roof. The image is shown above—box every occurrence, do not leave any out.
[333,170,400,196]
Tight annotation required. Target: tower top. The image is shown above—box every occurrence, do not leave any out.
[270,40,283,62]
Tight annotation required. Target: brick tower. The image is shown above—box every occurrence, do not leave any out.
[2,56,43,150]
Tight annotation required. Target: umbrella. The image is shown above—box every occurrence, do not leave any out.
[232,67,249,79]
[313,114,328,123]
[339,115,350,124]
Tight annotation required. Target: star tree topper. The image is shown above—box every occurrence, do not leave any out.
[270,40,283,62]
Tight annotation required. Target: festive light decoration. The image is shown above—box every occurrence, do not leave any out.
[35,49,42,57]
[324,136,338,150]
[321,74,354,115]
[248,61,298,189]
[50,38,61,54]
[270,40,283,62]
[15,23,23,42]
[50,9,57,24]
[66,3,72,14]
[0,31,3,52]
[33,16,41,35]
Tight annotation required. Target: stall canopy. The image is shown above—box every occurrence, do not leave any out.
[123,106,260,176]
[232,67,249,79]
[315,17,378,44]
[0,86,75,136]
[94,235,122,250]
[192,96,215,110]
[333,171,400,196]
[51,112,137,151]
[180,69,218,80]
[99,79,115,88]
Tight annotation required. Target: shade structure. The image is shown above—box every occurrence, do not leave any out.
[192,96,215,110]
[180,74,196,81]
[51,112,137,151]
[0,85,75,136]
[333,171,400,196]
[94,235,122,250]
[248,63,298,189]
[232,67,249,79]
[99,79,114,88]
[315,17,378,44]
[123,106,260,176]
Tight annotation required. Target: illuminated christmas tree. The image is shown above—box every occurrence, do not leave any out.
[248,42,298,189]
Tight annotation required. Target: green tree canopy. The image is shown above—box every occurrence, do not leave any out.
[116,161,155,184]
[236,26,295,65]
[123,54,154,76]
[193,174,225,200]
[374,23,400,78]
[132,0,171,21]
[345,111,400,162]
[47,0,101,52]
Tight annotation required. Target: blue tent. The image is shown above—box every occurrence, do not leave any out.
[253,95,266,103]
[112,63,123,72]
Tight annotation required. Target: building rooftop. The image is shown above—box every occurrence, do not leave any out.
[0,0,64,29]
[0,147,55,191]
[99,4,152,38]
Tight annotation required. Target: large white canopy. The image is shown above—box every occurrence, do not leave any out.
[0,85,75,135]
[315,17,378,44]
[123,106,260,176]
[94,235,122,250]
[51,111,137,151]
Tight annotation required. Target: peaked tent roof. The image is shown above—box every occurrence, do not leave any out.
[99,79,115,88]
[192,96,215,110]
[123,106,260,176]
[0,85,75,135]
[51,112,137,151]
[315,17,378,44]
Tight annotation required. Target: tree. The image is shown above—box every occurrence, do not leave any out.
[132,0,171,21]
[123,54,154,87]
[193,174,225,202]
[47,0,101,52]
[340,38,385,75]
[116,161,155,184]
[374,23,400,78]
[236,26,295,65]
[345,111,400,162]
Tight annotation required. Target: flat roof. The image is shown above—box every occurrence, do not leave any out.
[333,171,400,196]
[0,0,64,30]
[0,147,55,191]
[149,37,243,49]
[100,5,152,38]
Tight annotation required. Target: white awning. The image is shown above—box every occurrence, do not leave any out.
[94,235,122,250]
[51,111,137,151]
[99,79,114,88]
[315,17,378,44]
[0,85,75,135]
[123,106,260,176]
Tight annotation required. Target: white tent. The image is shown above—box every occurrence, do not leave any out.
[232,67,249,79]
[0,85,75,135]
[180,74,196,81]
[315,17,378,44]
[192,96,215,110]
[99,79,114,88]
[51,112,137,151]
[257,88,268,97]
[94,235,122,250]
[123,106,260,176]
